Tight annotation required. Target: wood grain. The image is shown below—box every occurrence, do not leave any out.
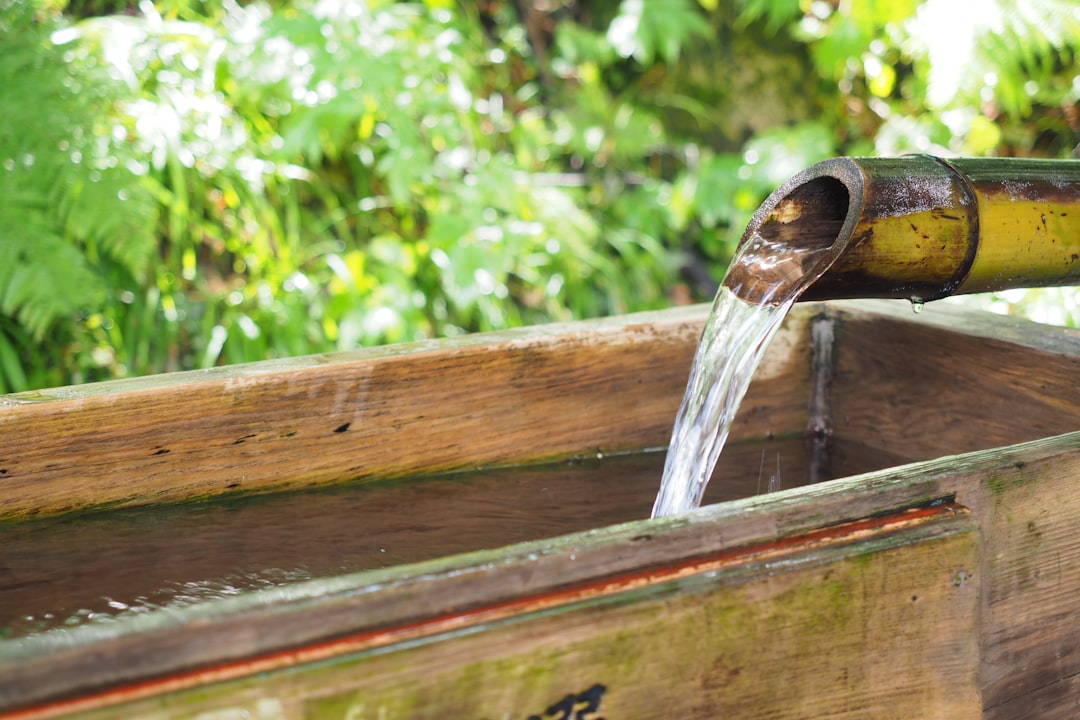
[827,298,1080,461]
[5,300,1080,718]
[961,445,1080,719]
[821,300,1080,716]
[0,304,813,520]
[9,503,981,720]
[720,430,1080,720]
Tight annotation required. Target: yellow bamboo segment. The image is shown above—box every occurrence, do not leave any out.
[949,157,1080,295]
[724,155,1080,304]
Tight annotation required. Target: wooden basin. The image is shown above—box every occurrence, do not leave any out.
[2,299,1080,719]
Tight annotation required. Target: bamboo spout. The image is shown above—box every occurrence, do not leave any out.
[723,156,1080,305]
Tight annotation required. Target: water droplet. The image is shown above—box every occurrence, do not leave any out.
[910,297,925,314]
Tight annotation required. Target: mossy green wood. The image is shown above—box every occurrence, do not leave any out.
[965,454,1080,720]
[824,299,1080,718]
[756,428,1080,720]
[27,505,981,720]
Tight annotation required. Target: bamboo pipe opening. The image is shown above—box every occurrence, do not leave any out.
[721,159,863,306]
[754,175,851,255]
[722,156,990,306]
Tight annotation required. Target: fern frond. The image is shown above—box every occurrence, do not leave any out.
[0,1,155,338]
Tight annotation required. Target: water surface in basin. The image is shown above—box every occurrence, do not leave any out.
[0,436,906,639]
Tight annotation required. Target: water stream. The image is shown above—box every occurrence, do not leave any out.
[652,231,837,517]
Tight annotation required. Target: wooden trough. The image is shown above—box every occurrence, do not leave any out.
[2,298,1080,719]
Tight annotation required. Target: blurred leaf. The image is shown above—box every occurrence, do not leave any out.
[964,115,1004,155]
[737,0,802,34]
[554,22,617,67]
[866,60,896,98]
[607,0,709,65]
[809,13,867,80]
[0,2,154,343]
[742,122,836,187]
[0,328,28,393]
[694,154,742,229]
[850,0,920,35]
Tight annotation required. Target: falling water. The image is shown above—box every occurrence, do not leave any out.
[652,231,836,517]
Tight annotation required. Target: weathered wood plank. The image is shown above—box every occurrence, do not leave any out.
[823,300,1080,717]
[0,432,1072,719]
[827,298,1080,461]
[958,440,1080,717]
[985,674,1080,720]
[0,455,961,713]
[704,430,1080,719]
[4,299,1080,719]
[0,413,988,719]
[11,503,981,720]
[0,305,813,520]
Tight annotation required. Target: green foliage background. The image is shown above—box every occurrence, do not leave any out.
[2,0,1078,391]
